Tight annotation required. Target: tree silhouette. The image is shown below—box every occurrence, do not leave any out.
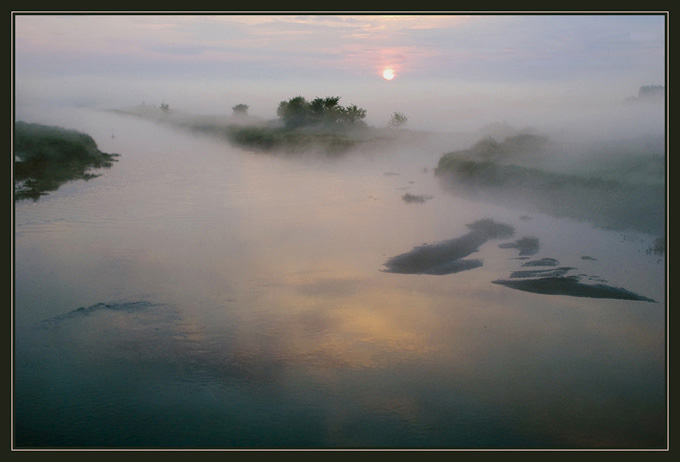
[232,104,249,116]
[277,96,366,128]
[277,96,310,128]
[389,112,408,128]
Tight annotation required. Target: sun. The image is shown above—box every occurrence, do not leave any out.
[382,69,395,80]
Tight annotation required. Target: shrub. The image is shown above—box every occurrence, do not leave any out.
[14,121,118,200]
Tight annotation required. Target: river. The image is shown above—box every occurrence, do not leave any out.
[12,106,666,449]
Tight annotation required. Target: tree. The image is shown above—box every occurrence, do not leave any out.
[341,104,367,125]
[277,96,310,128]
[308,96,341,125]
[160,103,170,113]
[276,96,367,128]
[388,112,408,128]
[232,104,249,116]
[638,85,664,100]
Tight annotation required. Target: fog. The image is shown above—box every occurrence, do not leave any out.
[12,13,667,450]
[15,70,666,236]
[15,13,665,134]
[15,71,665,138]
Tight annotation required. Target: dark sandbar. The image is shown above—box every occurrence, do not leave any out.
[402,193,433,204]
[521,257,560,267]
[509,267,574,278]
[498,237,540,256]
[382,219,514,275]
[40,301,158,327]
[492,276,656,302]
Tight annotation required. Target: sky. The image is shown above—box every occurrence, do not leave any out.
[13,12,667,134]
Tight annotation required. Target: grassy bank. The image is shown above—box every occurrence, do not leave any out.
[14,121,118,201]
[434,134,665,236]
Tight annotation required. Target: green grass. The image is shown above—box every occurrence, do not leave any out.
[14,121,118,201]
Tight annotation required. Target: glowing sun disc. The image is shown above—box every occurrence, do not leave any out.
[382,69,395,80]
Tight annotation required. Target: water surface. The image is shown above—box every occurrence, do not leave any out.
[13,107,666,449]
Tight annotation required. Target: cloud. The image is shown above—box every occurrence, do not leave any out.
[14,14,665,83]
[13,13,666,133]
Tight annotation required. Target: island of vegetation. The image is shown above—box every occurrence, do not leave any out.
[112,96,413,156]
[14,121,119,201]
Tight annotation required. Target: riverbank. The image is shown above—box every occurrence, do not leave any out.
[14,121,119,201]
[434,132,665,238]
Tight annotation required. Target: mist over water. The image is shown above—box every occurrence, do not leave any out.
[13,93,666,449]
[15,70,666,137]
[13,13,667,449]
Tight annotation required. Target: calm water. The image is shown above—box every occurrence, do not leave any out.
[13,107,666,449]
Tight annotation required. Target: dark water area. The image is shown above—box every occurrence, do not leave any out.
[13,107,666,449]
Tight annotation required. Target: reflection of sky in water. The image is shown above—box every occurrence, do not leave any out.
[14,108,666,448]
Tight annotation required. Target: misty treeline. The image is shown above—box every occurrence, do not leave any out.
[276,96,367,128]
[625,84,664,103]
[231,103,249,115]
[13,121,119,201]
[434,131,665,239]
[115,95,409,155]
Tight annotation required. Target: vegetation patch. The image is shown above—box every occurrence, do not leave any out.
[14,121,118,201]
[112,95,407,156]
[434,135,665,236]
[455,133,550,163]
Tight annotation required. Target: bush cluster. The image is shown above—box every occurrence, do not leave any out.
[276,96,367,129]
